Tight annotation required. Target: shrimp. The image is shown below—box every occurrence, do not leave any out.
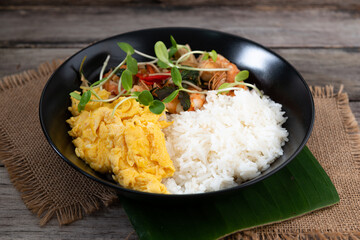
[131,83,148,92]
[165,96,183,114]
[216,55,240,83]
[208,72,227,90]
[165,92,206,114]
[188,93,206,111]
[103,72,120,95]
[198,54,240,89]
[175,44,198,68]
[103,81,119,95]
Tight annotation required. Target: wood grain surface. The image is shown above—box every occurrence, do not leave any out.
[1,3,359,239]
[1,6,360,48]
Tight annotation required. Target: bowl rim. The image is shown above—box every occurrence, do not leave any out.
[39,27,315,199]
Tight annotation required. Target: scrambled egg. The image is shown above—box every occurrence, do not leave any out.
[67,89,175,193]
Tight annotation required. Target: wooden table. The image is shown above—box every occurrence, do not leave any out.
[1,1,359,239]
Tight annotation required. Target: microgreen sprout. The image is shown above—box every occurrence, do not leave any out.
[78,90,91,112]
[168,35,178,58]
[70,92,81,100]
[201,50,217,62]
[99,55,110,82]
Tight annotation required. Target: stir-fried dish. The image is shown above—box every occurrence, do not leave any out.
[67,36,286,194]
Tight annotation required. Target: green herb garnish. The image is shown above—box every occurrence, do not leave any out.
[138,90,154,106]
[178,91,191,111]
[149,100,166,114]
[77,90,91,112]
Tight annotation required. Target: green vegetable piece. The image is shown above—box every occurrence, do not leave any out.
[115,68,125,77]
[78,90,91,112]
[235,70,249,82]
[117,42,135,55]
[163,89,179,103]
[131,91,141,97]
[168,46,178,58]
[70,92,81,100]
[181,69,200,85]
[218,82,232,90]
[202,53,209,61]
[217,82,232,94]
[138,90,154,106]
[170,35,177,48]
[121,69,133,91]
[178,91,191,111]
[168,36,178,58]
[153,86,177,100]
[126,55,138,74]
[171,67,182,88]
[157,60,170,69]
[154,41,170,65]
[209,50,217,62]
[149,100,165,114]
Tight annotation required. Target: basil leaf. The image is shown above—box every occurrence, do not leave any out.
[126,55,138,74]
[170,35,177,48]
[171,67,182,88]
[178,91,191,111]
[121,69,133,91]
[163,89,179,103]
[153,86,177,100]
[154,41,170,64]
[149,100,165,114]
[235,70,249,82]
[181,69,200,85]
[157,60,170,69]
[70,92,81,100]
[209,50,217,62]
[138,90,154,106]
[78,90,91,112]
[117,42,135,55]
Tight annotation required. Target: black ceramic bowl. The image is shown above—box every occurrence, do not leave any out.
[39,27,314,202]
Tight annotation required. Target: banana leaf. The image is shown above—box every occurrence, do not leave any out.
[121,146,339,240]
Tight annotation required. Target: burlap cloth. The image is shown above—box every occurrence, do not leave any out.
[0,61,359,239]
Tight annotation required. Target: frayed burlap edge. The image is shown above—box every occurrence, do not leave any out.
[226,230,360,240]
[310,85,360,171]
[0,60,62,92]
[0,61,117,226]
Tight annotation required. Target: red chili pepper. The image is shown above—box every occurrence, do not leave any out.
[136,73,170,85]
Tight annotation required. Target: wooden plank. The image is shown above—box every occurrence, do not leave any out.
[273,48,360,101]
[2,0,360,8]
[0,167,137,240]
[0,48,75,77]
[1,6,360,48]
[1,47,359,100]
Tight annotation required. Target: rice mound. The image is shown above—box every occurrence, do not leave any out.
[163,89,289,194]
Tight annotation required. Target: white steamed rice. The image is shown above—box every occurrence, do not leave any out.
[163,89,289,194]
